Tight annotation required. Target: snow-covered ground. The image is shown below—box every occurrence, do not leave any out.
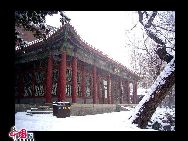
[15,110,155,131]
[15,107,175,131]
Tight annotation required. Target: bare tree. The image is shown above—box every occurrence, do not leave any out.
[128,11,175,129]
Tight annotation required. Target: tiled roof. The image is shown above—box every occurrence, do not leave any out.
[15,23,139,79]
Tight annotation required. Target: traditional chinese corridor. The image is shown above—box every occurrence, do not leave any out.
[15,23,139,105]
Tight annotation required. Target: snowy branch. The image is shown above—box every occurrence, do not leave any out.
[129,57,175,128]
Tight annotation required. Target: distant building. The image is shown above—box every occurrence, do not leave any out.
[15,23,140,104]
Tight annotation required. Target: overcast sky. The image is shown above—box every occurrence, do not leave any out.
[46,11,142,70]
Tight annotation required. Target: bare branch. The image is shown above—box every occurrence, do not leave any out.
[130,23,138,30]
[152,25,175,46]
[145,11,157,28]
[138,11,144,25]
[153,24,175,32]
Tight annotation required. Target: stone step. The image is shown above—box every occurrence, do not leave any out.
[27,110,53,114]
[31,108,53,111]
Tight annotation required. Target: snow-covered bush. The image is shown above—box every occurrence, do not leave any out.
[147,107,175,131]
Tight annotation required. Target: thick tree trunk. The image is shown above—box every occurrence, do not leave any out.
[129,58,175,129]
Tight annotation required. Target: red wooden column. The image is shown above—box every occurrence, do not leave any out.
[96,73,99,104]
[107,74,111,104]
[72,56,77,103]
[133,81,138,104]
[125,80,130,104]
[97,75,101,103]
[46,54,53,103]
[81,63,86,103]
[92,65,97,104]
[58,51,66,101]
[110,76,114,104]
[122,80,126,104]
[119,77,123,104]
[18,72,24,102]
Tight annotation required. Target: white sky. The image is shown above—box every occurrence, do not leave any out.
[45,11,141,70]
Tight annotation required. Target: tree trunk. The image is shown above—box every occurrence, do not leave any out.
[129,58,175,129]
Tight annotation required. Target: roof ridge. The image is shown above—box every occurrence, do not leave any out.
[66,23,138,77]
